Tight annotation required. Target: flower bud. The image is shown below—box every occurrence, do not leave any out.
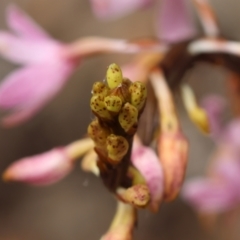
[3,148,73,185]
[88,119,111,148]
[118,103,138,134]
[129,81,147,111]
[117,184,150,208]
[90,95,112,120]
[106,63,123,89]
[131,139,164,212]
[159,133,188,201]
[104,95,122,113]
[92,81,109,97]
[106,134,129,164]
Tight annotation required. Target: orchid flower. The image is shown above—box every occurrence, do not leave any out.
[182,96,240,214]
[89,0,153,20]
[90,0,196,41]
[0,5,163,127]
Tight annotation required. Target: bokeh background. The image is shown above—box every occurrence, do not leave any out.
[0,0,239,239]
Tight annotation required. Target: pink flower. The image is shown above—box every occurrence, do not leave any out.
[0,5,78,127]
[131,139,164,212]
[3,148,74,185]
[90,0,196,44]
[0,5,146,127]
[89,0,153,20]
[182,158,240,213]
[157,0,196,43]
[182,112,240,213]
[201,95,226,140]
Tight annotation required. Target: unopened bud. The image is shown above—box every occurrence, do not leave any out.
[106,63,123,89]
[104,95,122,113]
[117,184,150,208]
[118,103,138,134]
[92,82,109,97]
[90,95,112,120]
[159,133,188,201]
[129,81,147,111]
[88,119,110,148]
[106,134,129,164]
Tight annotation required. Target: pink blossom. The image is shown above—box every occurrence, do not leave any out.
[182,155,240,213]
[131,140,164,212]
[182,113,240,213]
[201,95,226,140]
[0,5,146,127]
[0,5,78,127]
[89,0,153,20]
[157,0,197,43]
[89,0,197,44]
[3,148,74,185]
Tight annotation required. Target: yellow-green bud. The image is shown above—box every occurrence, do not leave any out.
[90,95,112,120]
[87,119,110,148]
[118,103,138,134]
[106,134,129,163]
[92,82,109,97]
[129,81,147,111]
[106,63,123,89]
[117,184,150,208]
[104,95,122,113]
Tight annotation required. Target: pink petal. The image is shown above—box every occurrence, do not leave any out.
[201,95,226,139]
[131,141,164,212]
[122,62,148,83]
[0,62,76,126]
[89,0,153,20]
[157,0,197,43]
[182,178,238,213]
[213,155,240,192]
[6,4,50,40]
[222,119,240,148]
[3,148,73,185]
[0,31,64,65]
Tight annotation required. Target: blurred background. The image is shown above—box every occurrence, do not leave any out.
[0,0,239,239]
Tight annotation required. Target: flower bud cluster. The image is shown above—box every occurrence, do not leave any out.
[88,63,147,192]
